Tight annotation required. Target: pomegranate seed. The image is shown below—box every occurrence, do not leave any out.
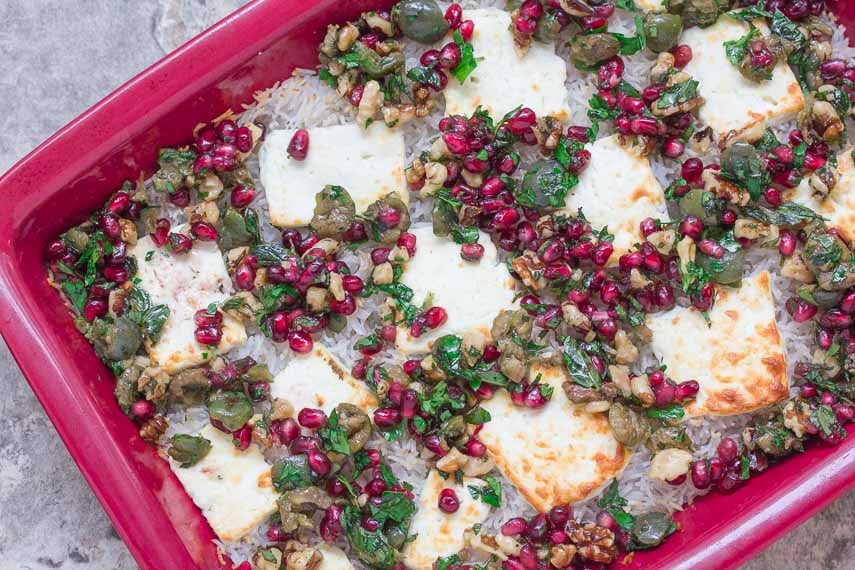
[839,291,855,314]
[803,151,826,171]
[307,450,331,476]
[330,293,357,316]
[654,382,676,406]
[672,44,693,68]
[365,477,387,497]
[374,407,402,428]
[464,439,487,458]
[319,504,343,542]
[401,389,420,419]
[341,274,365,294]
[298,408,327,429]
[764,186,783,207]
[820,309,852,330]
[642,85,662,103]
[698,239,724,258]
[631,116,660,136]
[83,299,108,323]
[600,281,621,305]
[717,437,738,463]
[502,517,528,536]
[643,249,664,273]
[168,188,190,207]
[596,511,618,531]
[540,239,565,263]
[274,418,300,446]
[679,216,704,241]
[425,306,448,329]
[459,19,474,41]
[266,523,289,543]
[194,309,223,328]
[169,233,193,254]
[290,436,320,455]
[719,209,736,226]
[581,15,607,30]
[515,15,538,35]
[492,208,519,229]
[482,344,500,363]
[592,242,614,266]
[662,137,685,159]
[618,251,643,272]
[439,42,462,69]
[550,529,569,545]
[361,517,380,532]
[106,192,130,214]
[234,263,256,291]
[288,330,313,353]
[420,49,441,68]
[785,297,817,323]
[195,325,222,345]
[438,488,460,514]
[681,158,704,184]
[675,380,699,402]
[595,318,617,339]
[403,359,422,376]
[461,242,485,261]
[230,184,256,208]
[129,399,155,422]
[816,327,834,350]
[620,96,646,115]
[445,3,463,28]
[507,108,537,136]
[99,214,121,239]
[821,390,837,406]
[397,231,417,256]
[287,129,310,160]
[777,230,796,257]
[524,385,548,408]
[518,544,538,570]
[191,221,219,242]
[519,0,543,19]
[548,505,572,527]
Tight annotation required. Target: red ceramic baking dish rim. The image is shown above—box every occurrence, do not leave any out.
[0,1,854,568]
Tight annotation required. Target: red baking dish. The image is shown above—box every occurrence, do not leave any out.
[0,1,853,568]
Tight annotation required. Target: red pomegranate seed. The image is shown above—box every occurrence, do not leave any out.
[581,15,607,30]
[570,240,594,259]
[341,274,365,294]
[106,192,130,214]
[420,49,441,67]
[130,399,155,421]
[167,188,190,207]
[518,544,538,570]
[502,517,528,536]
[681,158,704,184]
[307,450,332,476]
[191,221,219,242]
[298,408,327,429]
[698,239,724,258]
[438,488,460,514]
[319,504,343,543]
[461,243,485,261]
[592,242,614,266]
[778,230,796,257]
[442,132,470,155]
[672,44,693,68]
[82,297,107,322]
[662,137,685,159]
[785,297,817,323]
[99,214,121,239]
[675,380,699,402]
[654,382,676,406]
[265,523,289,543]
[403,359,422,376]
[195,325,222,345]
[424,306,448,329]
[596,511,618,531]
[619,251,643,271]
[524,385,548,408]
[234,263,256,291]
[839,291,855,314]
[194,309,223,327]
[287,129,310,160]
[230,184,256,208]
[365,477,387,497]
[288,330,313,353]
[464,438,487,458]
[679,216,704,241]
[374,407,402,428]
[803,151,826,171]
[330,293,357,316]
[507,108,537,136]
[459,19,474,41]
[600,281,620,305]
[717,437,738,463]
[169,233,193,254]
[631,116,661,136]
[820,309,852,329]
[519,0,543,19]
[540,239,565,263]
[439,42,462,69]
[275,418,300,446]
[445,3,462,27]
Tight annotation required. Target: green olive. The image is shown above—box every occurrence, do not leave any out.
[608,402,652,448]
[644,13,683,53]
[103,317,143,361]
[679,0,720,28]
[519,159,574,209]
[720,142,759,182]
[570,33,621,67]
[63,227,90,254]
[310,185,356,238]
[367,192,410,244]
[393,0,449,44]
[220,207,254,248]
[646,426,692,452]
[506,0,524,10]
[697,248,746,287]
[432,200,455,237]
[631,512,674,547]
[678,189,720,227]
[168,434,212,468]
[805,231,849,274]
[207,390,254,431]
[271,455,315,492]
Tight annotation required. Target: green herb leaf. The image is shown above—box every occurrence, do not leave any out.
[126,287,170,342]
[463,406,491,425]
[369,490,416,525]
[451,30,478,84]
[813,403,838,437]
[742,201,825,226]
[770,10,808,52]
[251,243,293,266]
[62,280,87,312]
[433,335,464,376]
[616,0,636,9]
[271,455,315,491]
[740,454,751,480]
[645,403,686,422]
[319,68,338,88]
[562,337,601,389]
[451,225,480,244]
[407,66,442,89]
[467,476,502,508]
[656,80,699,111]
[317,409,352,455]
[342,504,398,569]
[612,16,647,55]
[723,26,760,66]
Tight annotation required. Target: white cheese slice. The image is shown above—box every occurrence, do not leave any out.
[129,232,246,374]
[442,8,569,121]
[395,226,517,354]
[682,14,805,143]
[564,134,668,264]
[269,344,377,415]
[259,122,406,228]
[167,425,277,542]
[317,545,354,570]
[479,363,630,512]
[647,271,789,416]
[403,470,492,570]
[788,147,855,243]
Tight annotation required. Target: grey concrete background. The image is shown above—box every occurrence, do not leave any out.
[0,1,852,568]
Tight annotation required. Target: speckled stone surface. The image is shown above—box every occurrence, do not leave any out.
[0,1,853,568]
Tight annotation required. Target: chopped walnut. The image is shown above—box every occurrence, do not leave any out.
[270,398,294,421]
[328,272,345,302]
[305,287,328,312]
[512,252,547,291]
[357,80,382,126]
[139,414,168,443]
[702,170,750,206]
[629,268,652,290]
[676,235,696,274]
[119,219,137,245]
[372,261,394,285]
[562,302,592,331]
[734,219,778,242]
[198,172,224,201]
[566,520,617,564]
[436,447,469,473]
[608,365,632,398]
[421,162,448,196]
[550,544,578,568]
[781,251,816,283]
[406,158,426,186]
[650,52,675,84]
[614,330,638,364]
[647,229,676,255]
[630,373,655,406]
[337,23,359,52]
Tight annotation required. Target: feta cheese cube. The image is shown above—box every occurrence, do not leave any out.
[479,363,630,511]
[647,271,789,416]
[269,344,377,415]
[403,470,492,570]
[788,147,855,243]
[682,14,805,143]
[259,122,406,228]
[167,425,277,542]
[129,233,246,374]
[564,134,668,264]
[442,8,570,121]
[395,226,517,354]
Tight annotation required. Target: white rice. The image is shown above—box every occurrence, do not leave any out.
[147,4,855,565]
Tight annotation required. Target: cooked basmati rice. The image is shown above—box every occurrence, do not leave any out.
[149,3,855,566]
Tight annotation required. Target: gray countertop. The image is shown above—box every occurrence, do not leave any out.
[0,1,852,568]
